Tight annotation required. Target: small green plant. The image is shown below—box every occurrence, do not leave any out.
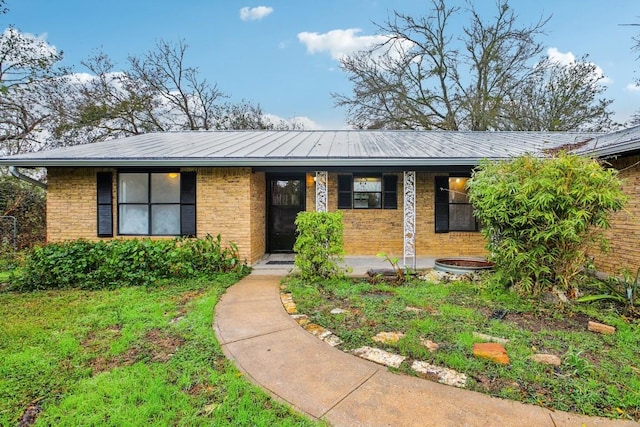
[578,266,639,309]
[564,348,593,377]
[293,211,346,281]
[377,252,404,283]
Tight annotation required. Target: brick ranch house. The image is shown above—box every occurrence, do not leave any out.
[1,127,639,274]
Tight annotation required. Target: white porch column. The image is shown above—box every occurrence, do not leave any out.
[403,171,416,269]
[315,171,328,212]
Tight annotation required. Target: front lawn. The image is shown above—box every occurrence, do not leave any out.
[285,274,640,421]
[0,274,317,426]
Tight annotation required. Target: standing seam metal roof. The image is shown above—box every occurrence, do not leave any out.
[1,129,633,168]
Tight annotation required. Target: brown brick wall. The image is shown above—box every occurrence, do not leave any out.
[249,171,266,264]
[196,167,255,263]
[591,155,640,274]
[47,167,259,263]
[47,168,112,242]
[306,171,487,258]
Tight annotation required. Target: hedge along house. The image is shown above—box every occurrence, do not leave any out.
[2,128,638,272]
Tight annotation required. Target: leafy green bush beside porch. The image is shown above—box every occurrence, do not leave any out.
[467,153,627,296]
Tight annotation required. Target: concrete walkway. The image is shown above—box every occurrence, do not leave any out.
[214,273,639,427]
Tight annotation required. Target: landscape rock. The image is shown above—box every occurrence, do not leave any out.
[304,323,332,339]
[352,346,406,368]
[330,308,347,314]
[419,338,439,352]
[280,293,297,314]
[419,269,452,283]
[472,342,510,365]
[323,334,343,347]
[372,331,405,344]
[411,360,467,388]
[530,354,561,366]
[290,314,309,326]
[473,332,509,345]
[588,321,616,335]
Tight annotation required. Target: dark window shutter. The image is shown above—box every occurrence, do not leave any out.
[337,174,352,209]
[96,172,113,237]
[383,174,398,209]
[434,176,449,233]
[180,172,197,236]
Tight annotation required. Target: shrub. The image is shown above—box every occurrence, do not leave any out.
[293,211,345,281]
[0,175,46,250]
[467,153,626,296]
[14,235,248,291]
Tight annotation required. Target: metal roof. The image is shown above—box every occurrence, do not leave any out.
[574,125,640,158]
[0,130,606,168]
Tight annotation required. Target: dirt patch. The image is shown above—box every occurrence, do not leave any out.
[81,326,122,352]
[87,328,185,374]
[186,382,215,396]
[169,290,206,321]
[18,400,42,427]
[503,311,591,333]
[173,290,206,307]
[144,329,185,363]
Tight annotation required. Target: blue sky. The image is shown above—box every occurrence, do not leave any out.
[5,0,640,129]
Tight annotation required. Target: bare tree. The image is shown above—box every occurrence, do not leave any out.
[334,0,612,132]
[500,57,614,131]
[0,27,63,154]
[214,100,302,130]
[334,0,549,130]
[51,39,298,145]
[127,39,224,131]
[48,51,167,145]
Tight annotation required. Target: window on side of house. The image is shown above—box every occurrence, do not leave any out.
[337,173,398,209]
[434,176,478,233]
[115,171,196,236]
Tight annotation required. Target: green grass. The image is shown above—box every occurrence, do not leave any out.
[0,274,318,426]
[284,274,640,422]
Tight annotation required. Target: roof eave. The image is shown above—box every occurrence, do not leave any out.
[0,157,505,168]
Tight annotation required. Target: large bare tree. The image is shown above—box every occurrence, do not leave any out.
[0,27,63,154]
[335,0,613,131]
[51,40,295,145]
[500,57,614,131]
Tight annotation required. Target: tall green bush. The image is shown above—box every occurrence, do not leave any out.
[467,153,626,296]
[0,175,46,249]
[293,211,345,281]
[14,235,248,291]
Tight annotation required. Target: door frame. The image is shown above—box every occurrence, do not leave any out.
[266,173,307,253]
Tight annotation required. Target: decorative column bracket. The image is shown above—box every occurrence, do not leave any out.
[403,171,416,269]
[315,171,328,212]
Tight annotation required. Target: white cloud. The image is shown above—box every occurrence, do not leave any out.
[547,47,575,66]
[546,47,612,84]
[297,29,389,60]
[239,6,273,21]
[626,83,640,92]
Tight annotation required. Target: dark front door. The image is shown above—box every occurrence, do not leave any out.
[267,175,305,252]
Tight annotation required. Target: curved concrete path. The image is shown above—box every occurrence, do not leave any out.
[214,273,639,427]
